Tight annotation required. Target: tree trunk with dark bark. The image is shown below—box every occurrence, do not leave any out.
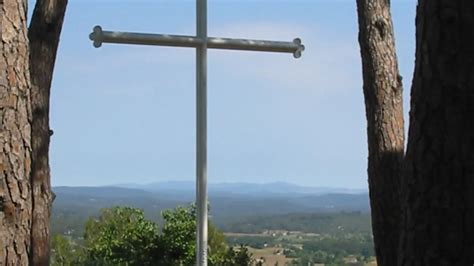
[28,0,67,264]
[0,0,33,264]
[28,0,67,266]
[1,0,67,264]
[356,0,405,265]
[400,1,474,264]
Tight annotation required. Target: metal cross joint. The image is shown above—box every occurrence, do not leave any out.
[89,25,305,58]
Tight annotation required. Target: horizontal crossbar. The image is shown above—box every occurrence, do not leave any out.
[89,26,305,58]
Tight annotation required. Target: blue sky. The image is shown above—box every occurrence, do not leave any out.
[46,0,417,188]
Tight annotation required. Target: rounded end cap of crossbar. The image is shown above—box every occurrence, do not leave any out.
[89,26,103,48]
[293,38,305,59]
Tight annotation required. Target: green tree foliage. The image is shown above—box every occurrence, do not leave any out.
[50,234,81,266]
[158,205,240,265]
[208,223,228,264]
[233,245,254,265]
[217,245,254,266]
[158,206,197,265]
[83,207,158,265]
[51,205,252,265]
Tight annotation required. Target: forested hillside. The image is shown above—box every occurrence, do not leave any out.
[52,184,375,264]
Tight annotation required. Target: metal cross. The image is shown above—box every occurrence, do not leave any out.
[89,1,304,265]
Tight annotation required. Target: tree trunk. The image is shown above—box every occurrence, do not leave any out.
[356,0,405,265]
[1,0,67,264]
[0,0,33,264]
[400,1,474,264]
[28,0,67,264]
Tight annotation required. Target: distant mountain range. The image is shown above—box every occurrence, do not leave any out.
[114,181,367,198]
[51,183,370,238]
[54,182,368,219]
[51,182,370,236]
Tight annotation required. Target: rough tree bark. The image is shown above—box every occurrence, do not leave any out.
[400,1,474,264]
[1,0,67,264]
[28,0,67,265]
[356,0,405,265]
[0,0,34,264]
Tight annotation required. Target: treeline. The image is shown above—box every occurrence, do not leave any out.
[290,236,374,264]
[52,205,372,240]
[219,212,372,235]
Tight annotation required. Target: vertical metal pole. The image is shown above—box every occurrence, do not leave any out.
[196,0,208,265]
